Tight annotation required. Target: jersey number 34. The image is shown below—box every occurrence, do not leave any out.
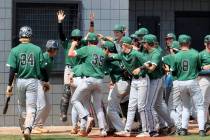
[20,53,34,66]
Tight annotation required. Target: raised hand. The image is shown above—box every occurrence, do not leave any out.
[57,10,66,23]
[89,12,95,22]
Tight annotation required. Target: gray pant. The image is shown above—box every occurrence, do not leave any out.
[178,80,205,130]
[198,76,210,123]
[107,80,130,131]
[124,75,150,132]
[17,78,38,130]
[146,78,173,132]
[168,80,182,129]
[71,77,105,130]
[34,81,51,127]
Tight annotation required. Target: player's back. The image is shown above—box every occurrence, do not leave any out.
[11,43,43,79]
[79,45,105,79]
[174,48,199,81]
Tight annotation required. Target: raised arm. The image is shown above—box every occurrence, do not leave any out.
[89,12,95,33]
[57,10,66,41]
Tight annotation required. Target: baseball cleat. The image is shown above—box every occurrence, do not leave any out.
[199,130,206,137]
[168,125,177,135]
[149,131,159,137]
[100,129,107,137]
[22,128,31,140]
[32,126,49,134]
[114,130,130,137]
[70,127,78,134]
[179,128,188,136]
[78,130,88,137]
[205,123,210,133]
[86,117,94,134]
[136,132,150,137]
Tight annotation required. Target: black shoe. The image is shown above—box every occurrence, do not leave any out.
[158,127,168,136]
[205,123,210,133]
[60,113,67,122]
[175,128,181,135]
[199,130,206,137]
[179,128,188,136]
[149,131,159,137]
[168,126,177,135]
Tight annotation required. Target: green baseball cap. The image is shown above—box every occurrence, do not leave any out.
[165,33,176,40]
[171,41,180,50]
[81,38,87,46]
[122,36,132,45]
[142,34,155,44]
[178,34,191,44]
[150,34,157,42]
[130,34,138,40]
[204,35,210,43]
[87,32,98,42]
[138,27,149,36]
[113,24,126,32]
[71,29,82,37]
[102,41,116,52]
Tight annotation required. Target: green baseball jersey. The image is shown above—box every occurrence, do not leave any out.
[174,49,200,80]
[39,52,54,80]
[144,48,164,79]
[199,49,210,67]
[62,40,81,66]
[105,58,125,83]
[198,49,210,75]
[72,64,84,77]
[162,54,177,80]
[43,52,53,71]
[76,46,106,79]
[7,43,44,79]
[113,49,147,79]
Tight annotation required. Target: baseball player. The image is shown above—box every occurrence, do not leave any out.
[33,40,59,134]
[101,41,125,133]
[130,34,141,51]
[198,35,210,132]
[134,27,149,52]
[112,24,131,120]
[68,32,107,136]
[111,37,150,137]
[173,34,205,136]
[142,34,175,137]
[162,41,182,133]
[69,63,94,135]
[165,33,176,54]
[57,10,83,122]
[6,26,45,140]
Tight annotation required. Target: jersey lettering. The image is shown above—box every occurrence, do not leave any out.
[182,59,189,72]
[91,54,104,66]
[19,53,34,66]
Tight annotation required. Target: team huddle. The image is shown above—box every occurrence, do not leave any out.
[5,10,210,140]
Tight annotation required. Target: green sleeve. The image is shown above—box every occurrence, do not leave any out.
[135,52,147,65]
[7,49,17,69]
[39,50,46,69]
[111,53,122,60]
[151,52,161,66]
[76,46,88,58]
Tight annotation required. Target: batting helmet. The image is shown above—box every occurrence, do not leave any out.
[165,33,176,40]
[46,40,59,50]
[19,26,32,38]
